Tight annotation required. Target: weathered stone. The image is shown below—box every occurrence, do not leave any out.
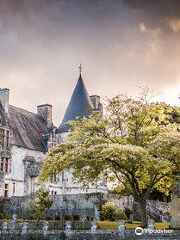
[91,221,98,233]
[171,176,180,229]
[147,219,155,230]
[118,220,125,234]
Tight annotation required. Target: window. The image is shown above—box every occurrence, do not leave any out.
[4,184,8,197]
[50,170,58,183]
[51,191,57,195]
[0,158,9,173]
[30,177,36,194]
[13,182,15,196]
[2,129,10,148]
[1,158,3,171]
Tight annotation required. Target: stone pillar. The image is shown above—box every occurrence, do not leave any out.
[170,176,180,228]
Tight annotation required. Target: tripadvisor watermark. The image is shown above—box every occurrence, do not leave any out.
[135,227,173,235]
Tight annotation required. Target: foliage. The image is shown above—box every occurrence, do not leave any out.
[161,103,180,125]
[40,89,180,227]
[100,203,127,221]
[55,214,61,220]
[73,214,80,221]
[124,207,133,219]
[64,215,71,221]
[30,189,53,221]
[0,212,6,219]
[45,215,53,221]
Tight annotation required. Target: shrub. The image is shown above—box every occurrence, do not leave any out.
[124,207,133,219]
[55,214,61,221]
[64,215,71,221]
[118,210,127,220]
[45,215,53,221]
[100,203,127,221]
[73,214,80,221]
[5,214,11,220]
[0,212,6,219]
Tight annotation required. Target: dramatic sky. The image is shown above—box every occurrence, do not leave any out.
[1,0,180,125]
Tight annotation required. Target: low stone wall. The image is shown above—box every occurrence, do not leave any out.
[0,230,179,240]
[1,193,171,222]
[2,193,103,220]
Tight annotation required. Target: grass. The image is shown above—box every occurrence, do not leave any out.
[98,221,170,230]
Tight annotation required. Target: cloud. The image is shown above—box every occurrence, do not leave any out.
[139,22,146,32]
[168,18,180,32]
[0,0,180,125]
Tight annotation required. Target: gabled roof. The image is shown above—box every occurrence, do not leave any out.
[57,74,93,133]
[8,105,49,152]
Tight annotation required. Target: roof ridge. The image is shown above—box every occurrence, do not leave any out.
[9,105,40,117]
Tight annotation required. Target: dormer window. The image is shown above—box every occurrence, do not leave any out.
[1,129,10,148]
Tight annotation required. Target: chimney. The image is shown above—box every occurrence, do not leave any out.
[37,104,53,127]
[90,95,103,113]
[0,88,9,113]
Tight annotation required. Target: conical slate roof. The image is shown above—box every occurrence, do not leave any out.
[57,74,93,133]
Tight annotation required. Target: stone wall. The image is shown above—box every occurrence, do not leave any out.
[105,194,134,209]
[0,230,179,240]
[1,193,171,222]
[2,193,104,220]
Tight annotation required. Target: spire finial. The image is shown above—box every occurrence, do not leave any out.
[78,63,82,74]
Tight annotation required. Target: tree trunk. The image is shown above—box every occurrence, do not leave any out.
[139,199,147,228]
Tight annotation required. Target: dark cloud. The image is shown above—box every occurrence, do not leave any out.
[0,0,180,125]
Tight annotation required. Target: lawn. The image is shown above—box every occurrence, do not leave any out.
[98,221,170,230]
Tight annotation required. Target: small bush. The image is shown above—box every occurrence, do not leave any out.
[29,214,38,220]
[5,214,11,220]
[118,210,127,220]
[64,215,71,221]
[124,207,133,219]
[100,203,127,221]
[45,215,53,221]
[0,212,6,219]
[73,214,80,221]
[55,214,61,221]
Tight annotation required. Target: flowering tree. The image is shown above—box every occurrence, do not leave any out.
[40,91,180,227]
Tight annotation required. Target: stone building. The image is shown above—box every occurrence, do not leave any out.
[0,73,107,198]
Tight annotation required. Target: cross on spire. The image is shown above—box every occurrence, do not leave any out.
[79,63,82,74]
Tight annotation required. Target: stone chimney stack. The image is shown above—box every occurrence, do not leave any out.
[0,88,9,113]
[90,95,103,113]
[37,104,53,127]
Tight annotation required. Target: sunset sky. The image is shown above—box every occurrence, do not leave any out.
[1,0,180,125]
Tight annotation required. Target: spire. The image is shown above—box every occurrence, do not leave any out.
[57,71,93,133]
[79,63,82,74]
